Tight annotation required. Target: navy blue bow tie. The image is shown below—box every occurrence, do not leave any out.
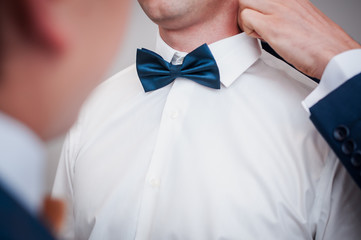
[136,44,220,92]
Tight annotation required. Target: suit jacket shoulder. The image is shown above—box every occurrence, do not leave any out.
[310,72,361,188]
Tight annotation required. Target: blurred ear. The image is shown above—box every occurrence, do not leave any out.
[24,0,67,54]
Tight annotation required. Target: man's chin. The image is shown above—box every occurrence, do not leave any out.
[138,0,191,29]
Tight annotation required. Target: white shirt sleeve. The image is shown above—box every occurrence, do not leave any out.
[302,49,361,114]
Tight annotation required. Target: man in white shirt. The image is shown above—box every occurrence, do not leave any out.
[237,0,361,188]
[53,0,361,239]
[0,0,130,238]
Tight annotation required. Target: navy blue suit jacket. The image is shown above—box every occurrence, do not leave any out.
[0,184,55,240]
[310,72,361,188]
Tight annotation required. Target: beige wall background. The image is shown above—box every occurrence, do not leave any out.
[45,0,361,192]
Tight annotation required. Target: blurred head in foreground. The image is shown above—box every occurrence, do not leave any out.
[0,0,131,140]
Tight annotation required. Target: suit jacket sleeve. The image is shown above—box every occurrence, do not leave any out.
[310,72,361,188]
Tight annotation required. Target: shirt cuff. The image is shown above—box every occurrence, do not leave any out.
[302,49,361,114]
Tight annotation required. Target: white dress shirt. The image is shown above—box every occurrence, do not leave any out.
[53,33,361,240]
[0,111,45,215]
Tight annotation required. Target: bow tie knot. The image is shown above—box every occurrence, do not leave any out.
[136,44,220,92]
[169,64,183,78]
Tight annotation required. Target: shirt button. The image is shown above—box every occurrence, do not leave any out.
[170,110,179,119]
[149,178,161,188]
[333,125,350,142]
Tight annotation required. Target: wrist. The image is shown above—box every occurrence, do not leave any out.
[316,40,361,79]
[302,48,361,111]
[321,49,361,83]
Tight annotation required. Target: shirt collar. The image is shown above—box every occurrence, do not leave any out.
[155,32,262,88]
[0,111,45,215]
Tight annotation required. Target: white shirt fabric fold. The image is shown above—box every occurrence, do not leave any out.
[0,111,45,215]
[53,33,361,240]
[303,49,361,112]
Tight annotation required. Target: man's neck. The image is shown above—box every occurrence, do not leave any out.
[159,3,241,52]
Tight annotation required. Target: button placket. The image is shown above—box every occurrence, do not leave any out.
[134,79,195,240]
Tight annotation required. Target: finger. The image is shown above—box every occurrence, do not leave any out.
[238,0,277,14]
[238,8,269,40]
